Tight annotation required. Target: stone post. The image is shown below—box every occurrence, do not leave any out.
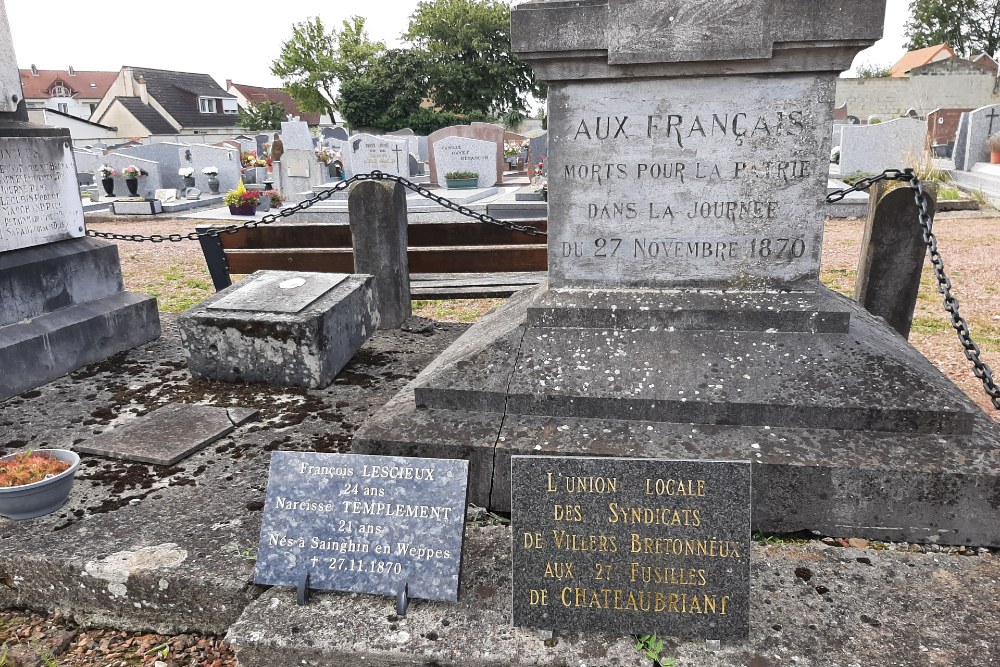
[855,181,937,338]
[348,180,411,328]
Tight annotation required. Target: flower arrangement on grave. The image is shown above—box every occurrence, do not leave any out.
[121,165,145,180]
[315,147,333,164]
[224,180,261,208]
[0,450,70,488]
[263,190,285,207]
[444,170,479,189]
[830,146,841,165]
[202,166,219,177]
[96,165,116,179]
[538,182,548,201]
[503,140,527,157]
[241,151,270,168]
[178,167,194,178]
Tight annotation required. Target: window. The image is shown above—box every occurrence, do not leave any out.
[57,103,68,113]
[198,97,217,113]
[222,98,238,114]
[51,82,70,97]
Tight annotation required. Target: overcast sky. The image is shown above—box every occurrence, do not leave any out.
[8,0,909,88]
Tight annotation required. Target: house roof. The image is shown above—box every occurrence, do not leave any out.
[113,97,176,134]
[890,44,955,77]
[228,82,321,125]
[37,107,116,130]
[18,68,117,100]
[973,53,999,73]
[127,66,238,129]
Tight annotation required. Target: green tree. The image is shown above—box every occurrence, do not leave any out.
[905,0,1000,57]
[339,49,433,130]
[855,62,892,78]
[238,100,288,132]
[271,16,385,123]
[404,0,542,117]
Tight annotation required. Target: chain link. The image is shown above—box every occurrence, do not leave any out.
[85,171,547,243]
[87,169,998,409]
[828,168,1000,410]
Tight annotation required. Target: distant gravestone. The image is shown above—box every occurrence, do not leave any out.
[839,118,926,175]
[255,452,469,602]
[433,136,497,187]
[427,123,505,185]
[154,188,178,203]
[953,112,970,171]
[281,121,314,151]
[961,104,1000,169]
[255,134,270,155]
[528,131,548,176]
[348,133,410,178]
[331,126,349,141]
[388,128,415,136]
[416,135,429,161]
[512,456,751,638]
[408,153,419,177]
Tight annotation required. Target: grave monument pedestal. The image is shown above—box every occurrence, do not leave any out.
[0,3,160,402]
[354,0,1000,547]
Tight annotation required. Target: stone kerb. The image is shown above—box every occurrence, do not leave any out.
[345,133,410,179]
[427,123,504,186]
[962,104,1000,169]
[839,118,927,176]
[433,136,497,188]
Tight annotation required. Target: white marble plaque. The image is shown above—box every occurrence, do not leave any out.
[548,74,834,288]
[433,136,496,187]
[0,137,86,252]
[348,134,409,178]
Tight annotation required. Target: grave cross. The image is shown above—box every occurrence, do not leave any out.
[988,108,1000,135]
[392,145,404,171]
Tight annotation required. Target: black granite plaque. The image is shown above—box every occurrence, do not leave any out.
[255,452,469,601]
[511,456,750,638]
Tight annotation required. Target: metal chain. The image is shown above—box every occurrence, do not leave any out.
[84,171,547,243]
[828,168,1000,410]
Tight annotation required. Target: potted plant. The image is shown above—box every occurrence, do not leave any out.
[96,165,116,197]
[0,449,81,520]
[203,166,221,194]
[264,190,285,208]
[178,167,196,188]
[224,181,261,216]
[444,170,479,189]
[121,165,144,197]
[989,133,1000,164]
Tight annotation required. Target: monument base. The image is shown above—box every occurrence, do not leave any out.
[354,284,1000,547]
[0,238,160,402]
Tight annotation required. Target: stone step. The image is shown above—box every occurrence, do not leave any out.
[0,291,160,401]
[414,302,974,436]
[0,238,125,327]
[526,287,852,332]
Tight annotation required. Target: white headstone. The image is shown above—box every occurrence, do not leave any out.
[154,189,178,203]
[0,138,86,251]
[962,104,1000,169]
[347,133,410,178]
[838,118,926,175]
[433,136,499,188]
[280,121,314,151]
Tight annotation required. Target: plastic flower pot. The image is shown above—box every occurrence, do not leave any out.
[445,177,478,189]
[0,449,81,520]
[991,151,1000,165]
[228,204,257,216]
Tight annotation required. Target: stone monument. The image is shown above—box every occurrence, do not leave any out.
[354,0,1000,547]
[0,0,159,402]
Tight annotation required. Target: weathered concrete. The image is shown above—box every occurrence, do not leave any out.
[855,183,936,338]
[228,528,1000,667]
[349,181,412,329]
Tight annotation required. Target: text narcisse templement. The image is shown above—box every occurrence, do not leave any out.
[0,139,82,250]
[512,457,751,639]
[255,452,469,602]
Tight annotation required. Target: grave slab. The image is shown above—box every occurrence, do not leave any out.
[178,271,378,388]
[76,402,260,465]
[112,199,163,215]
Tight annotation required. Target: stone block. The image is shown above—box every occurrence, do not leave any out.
[0,238,125,327]
[112,199,163,215]
[839,118,927,175]
[433,136,497,187]
[178,271,379,388]
[0,292,161,402]
[962,103,1000,168]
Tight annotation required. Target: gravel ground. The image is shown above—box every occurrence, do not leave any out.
[7,206,993,665]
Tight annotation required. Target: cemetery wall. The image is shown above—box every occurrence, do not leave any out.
[836,71,1000,119]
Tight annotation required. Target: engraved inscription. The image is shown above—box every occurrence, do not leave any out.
[0,138,85,252]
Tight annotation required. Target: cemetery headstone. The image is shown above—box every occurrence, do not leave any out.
[255,452,468,602]
[416,135,429,162]
[117,142,187,190]
[528,131,548,176]
[953,113,970,170]
[961,104,1000,169]
[154,188,178,203]
[185,187,202,200]
[512,456,750,638]
[355,0,1000,550]
[0,1,159,401]
[255,134,270,156]
[427,123,504,185]
[433,136,497,187]
[178,144,241,196]
[839,118,926,181]
[281,121,315,151]
[347,134,410,178]
[408,153,420,177]
[331,126,349,141]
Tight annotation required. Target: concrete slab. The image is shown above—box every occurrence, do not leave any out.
[112,200,163,216]
[76,402,260,465]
